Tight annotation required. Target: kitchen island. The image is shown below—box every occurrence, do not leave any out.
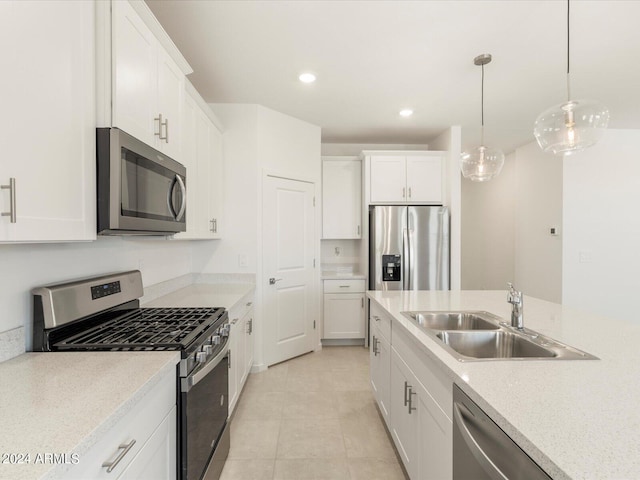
[368,290,640,480]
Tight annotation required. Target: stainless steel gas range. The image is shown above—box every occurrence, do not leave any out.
[32,270,229,480]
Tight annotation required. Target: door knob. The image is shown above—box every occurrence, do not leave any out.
[269,277,283,285]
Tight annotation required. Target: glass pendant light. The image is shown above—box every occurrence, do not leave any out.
[533,0,609,156]
[460,54,504,182]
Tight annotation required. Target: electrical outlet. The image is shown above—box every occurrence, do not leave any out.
[334,246,341,256]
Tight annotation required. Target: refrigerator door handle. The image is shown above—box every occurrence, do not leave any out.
[403,227,410,290]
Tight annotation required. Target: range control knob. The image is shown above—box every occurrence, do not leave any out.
[220,325,230,337]
[196,352,207,364]
[204,345,213,355]
[212,335,221,345]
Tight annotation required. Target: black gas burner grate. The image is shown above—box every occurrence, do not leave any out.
[53,307,224,351]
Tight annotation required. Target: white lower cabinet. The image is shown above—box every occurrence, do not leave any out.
[371,304,453,480]
[228,293,255,414]
[370,317,391,426]
[323,279,366,340]
[390,349,420,479]
[67,367,176,480]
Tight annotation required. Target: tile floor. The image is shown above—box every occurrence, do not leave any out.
[220,346,408,480]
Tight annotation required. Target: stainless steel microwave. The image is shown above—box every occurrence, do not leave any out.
[97,128,186,235]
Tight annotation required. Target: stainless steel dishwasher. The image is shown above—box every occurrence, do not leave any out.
[453,384,552,480]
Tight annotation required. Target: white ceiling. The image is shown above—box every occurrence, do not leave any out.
[146,0,640,153]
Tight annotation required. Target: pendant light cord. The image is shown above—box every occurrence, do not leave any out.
[566,0,571,101]
[480,62,485,145]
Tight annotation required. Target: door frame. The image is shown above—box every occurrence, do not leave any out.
[258,170,321,368]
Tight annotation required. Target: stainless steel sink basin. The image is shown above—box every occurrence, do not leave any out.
[437,330,556,359]
[402,311,501,331]
[399,310,598,362]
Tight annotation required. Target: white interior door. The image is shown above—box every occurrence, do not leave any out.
[263,176,315,366]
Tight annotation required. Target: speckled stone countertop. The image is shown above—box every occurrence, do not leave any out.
[143,283,254,310]
[0,351,179,480]
[321,271,366,280]
[367,290,640,480]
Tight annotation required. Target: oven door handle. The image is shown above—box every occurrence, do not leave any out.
[181,344,228,393]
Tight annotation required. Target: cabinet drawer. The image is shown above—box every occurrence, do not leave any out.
[66,367,176,479]
[324,279,365,293]
[370,302,391,342]
[229,294,254,324]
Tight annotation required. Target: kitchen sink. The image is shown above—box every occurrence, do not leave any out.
[437,330,556,359]
[400,310,598,361]
[403,311,501,331]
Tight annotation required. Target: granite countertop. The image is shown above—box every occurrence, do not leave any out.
[143,282,254,310]
[367,290,640,480]
[0,351,179,480]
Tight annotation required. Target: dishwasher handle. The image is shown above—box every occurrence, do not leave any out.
[453,401,508,480]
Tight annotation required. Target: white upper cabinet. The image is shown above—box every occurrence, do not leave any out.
[369,156,407,203]
[368,153,444,204]
[0,0,96,243]
[174,83,224,240]
[322,157,362,239]
[406,156,442,203]
[111,0,185,160]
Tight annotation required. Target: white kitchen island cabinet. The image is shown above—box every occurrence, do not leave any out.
[322,157,362,239]
[367,152,443,204]
[0,0,96,243]
[111,0,184,161]
[369,303,392,427]
[370,300,452,480]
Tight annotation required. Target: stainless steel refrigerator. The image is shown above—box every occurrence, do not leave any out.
[369,206,449,290]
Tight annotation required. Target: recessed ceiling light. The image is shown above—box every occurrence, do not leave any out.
[299,73,316,83]
[399,109,413,117]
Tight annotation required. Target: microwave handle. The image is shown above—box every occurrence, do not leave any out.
[175,174,186,221]
[167,174,186,221]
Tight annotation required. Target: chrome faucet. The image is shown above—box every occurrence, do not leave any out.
[507,283,524,330]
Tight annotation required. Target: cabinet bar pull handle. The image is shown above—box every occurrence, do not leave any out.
[246,302,253,307]
[165,117,169,143]
[154,114,168,140]
[1,178,16,223]
[102,439,136,473]
[361,297,364,308]
[402,187,406,198]
[372,335,379,356]
[404,381,409,407]
[408,187,412,198]
[408,386,417,414]
[357,225,361,236]
[231,318,239,325]
[339,285,350,288]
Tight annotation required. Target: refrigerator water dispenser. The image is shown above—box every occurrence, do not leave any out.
[382,254,401,281]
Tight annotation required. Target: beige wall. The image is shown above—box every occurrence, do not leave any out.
[513,142,563,303]
[461,140,563,303]
[563,129,640,324]
[461,152,516,290]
